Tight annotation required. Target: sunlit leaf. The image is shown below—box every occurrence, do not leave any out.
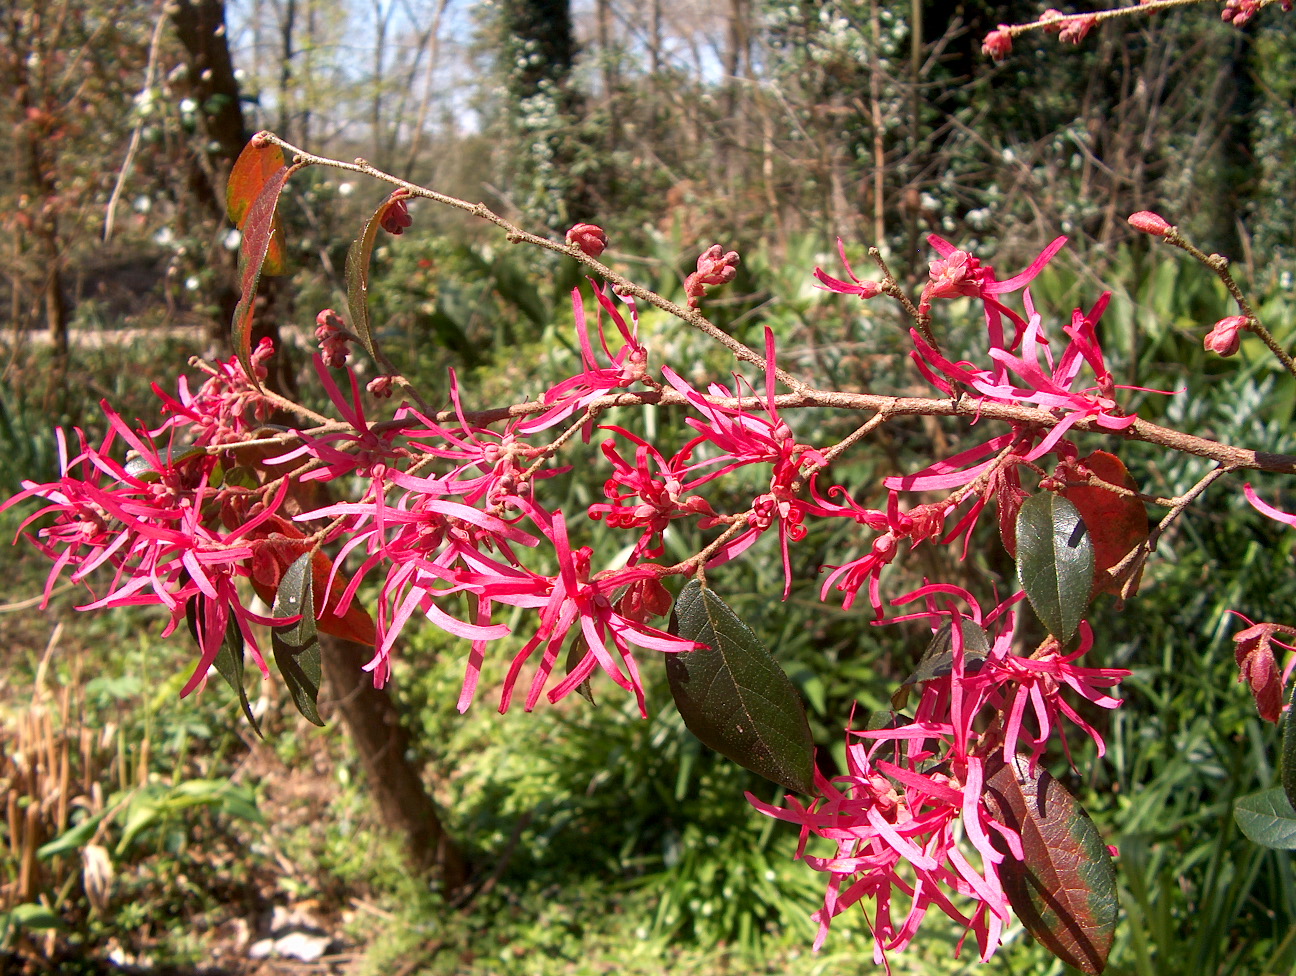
[345,190,410,362]
[227,139,288,276]
[1236,787,1296,849]
[984,755,1117,974]
[230,161,293,389]
[1060,451,1148,596]
[271,552,324,726]
[1016,493,1093,644]
[667,581,814,794]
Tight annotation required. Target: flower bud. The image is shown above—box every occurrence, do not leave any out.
[367,375,395,398]
[684,244,741,308]
[1127,211,1171,237]
[1058,14,1097,44]
[1204,315,1247,357]
[566,222,609,257]
[981,28,1012,61]
[380,194,412,235]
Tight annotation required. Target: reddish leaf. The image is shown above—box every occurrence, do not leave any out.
[227,138,288,276]
[1061,451,1148,596]
[983,756,1118,974]
[230,163,293,389]
[345,190,411,361]
[247,526,375,647]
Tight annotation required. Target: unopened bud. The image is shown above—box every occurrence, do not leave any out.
[566,222,608,257]
[684,244,741,308]
[1204,315,1247,357]
[1128,211,1172,237]
[1058,14,1097,44]
[367,375,395,398]
[982,28,1012,60]
[380,193,412,235]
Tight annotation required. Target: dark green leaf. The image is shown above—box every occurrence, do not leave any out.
[984,755,1117,974]
[1016,493,1094,644]
[124,444,207,483]
[667,581,814,794]
[564,636,596,706]
[185,598,262,735]
[892,619,991,710]
[271,553,324,726]
[1235,788,1296,849]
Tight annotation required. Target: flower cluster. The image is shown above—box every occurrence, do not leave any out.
[5,225,1178,965]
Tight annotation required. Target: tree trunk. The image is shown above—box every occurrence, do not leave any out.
[319,635,469,895]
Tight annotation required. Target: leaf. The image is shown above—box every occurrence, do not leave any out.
[1284,689,1296,812]
[1235,787,1296,849]
[271,552,325,726]
[247,523,376,646]
[345,191,410,362]
[230,161,293,389]
[184,597,262,735]
[1060,451,1148,596]
[1016,493,1094,644]
[227,139,288,276]
[667,581,815,794]
[1,903,65,933]
[892,618,991,710]
[984,755,1118,974]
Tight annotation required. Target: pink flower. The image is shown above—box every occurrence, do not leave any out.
[588,427,716,560]
[813,239,882,299]
[519,282,650,434]
[150,339,277,447]
[661,329,828,596]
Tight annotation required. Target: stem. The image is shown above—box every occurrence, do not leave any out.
[255,132,806,394]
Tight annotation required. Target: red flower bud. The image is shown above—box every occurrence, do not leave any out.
[380,194,412,235]
[1128,211,1172,237]
[1204,315,1247,357]
[1058,14,1097,44]
[981,28,1012,60]
[566,222,609,257]
[684,244,741,308]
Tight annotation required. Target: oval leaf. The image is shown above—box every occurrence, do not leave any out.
[231,162,293,389]
[667,580,814,794]
[185,597,262,735]
[227,138,288,275]
[893,618,991,710]
[1060,451,1148,596]
[345,191,410,362]
[1016,493,1094,644]
[271,553,324,726]
[984,756,1117,974]
[1235,787,1296,850]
